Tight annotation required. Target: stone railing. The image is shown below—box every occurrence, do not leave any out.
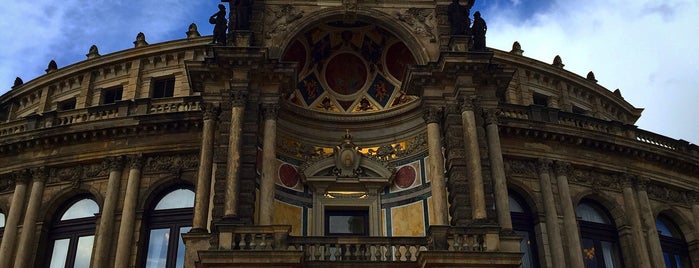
[288,236,426,262]
[0,96,202,138]
[499,104,699,156]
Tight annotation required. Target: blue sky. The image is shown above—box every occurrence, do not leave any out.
[1,0,697,144]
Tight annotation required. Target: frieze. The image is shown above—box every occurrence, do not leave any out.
[503,159,537,177]
[395,8,437,42]
[264,5,304,40]
[569,169,623,192]
[49,162,109,187]
[647,184,691,205]
[143,154,199,175]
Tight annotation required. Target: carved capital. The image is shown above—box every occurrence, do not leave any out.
[202,103,221,121]
[261,103,279,120]
[422,106,441,124]
[536,158,552,174]
[553,161,572,177]
[128,154,144,169]
[104,156,125,172]
[10,169,31,185]
[484,109,502,125]
[230,90,248,107]
[634,177,650,192]
[30,167,49,182]
[460,98,474,112]
[620,174,636,188]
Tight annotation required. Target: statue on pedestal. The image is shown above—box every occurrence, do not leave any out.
[210,4,227,45]
[471,11,487,51]
[447,0,474,35]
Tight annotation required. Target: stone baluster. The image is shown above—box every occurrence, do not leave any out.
[0,170,30,267]
[537,159,565,268]
[14,167,48,268]
[423,106,448,225]
[484,109,512,229]
[461,98,486,220]
[192,103,219,232]
[553,161,584,267]
[114,155,143,268]
[224,90,248,218]
[258,103,279,225]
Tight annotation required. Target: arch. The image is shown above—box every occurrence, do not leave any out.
[137,175,195,212]
[655,210,692,268]
[507,180,541,217]
[653,206,696,242]
[576,198,624,268]
[573,190,628,227]
[271,7,430,65]
[43,193,100,268]
[41,184,105,225]
[508,187,541,268]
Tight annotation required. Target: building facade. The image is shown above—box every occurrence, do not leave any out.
[0,1,698,267]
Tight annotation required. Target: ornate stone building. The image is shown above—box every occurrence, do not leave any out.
[0,1,697,268]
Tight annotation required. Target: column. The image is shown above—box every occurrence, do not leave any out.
[424,106,448,225]
[553,161,584,268]
[621,176,651,268]
[192,103,218,231]
[461,98,486,220]
[537,159,565,268]
[224,90,247,218]
[114,155,143,268]
[258,103,278,225]
[636,179,665,268]
[0,170,30,267]
[92,156,125,268]
[484,109,511,229]
[14,167,47,268]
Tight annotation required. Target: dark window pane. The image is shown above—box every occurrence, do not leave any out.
[152,78,175,98]
[176,226,192,268]
[49,239,70,268]
[59,98,76,111]
[74,235,95,268]
[325,210,368,236]
[103,86,123,104]
[582,238,598,268]
[146,229,170,268]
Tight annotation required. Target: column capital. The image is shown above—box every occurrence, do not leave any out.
[202,103,221,121]
[10,169,31,185]
[553,160,572,176]
[104,156,125,172]
[422,106,442,124]
[483,109,502,125]
[536,158,552,173]
[127,154,144,169]
[230,89,248,107]
[460,95,480,113]
[620,174,637,188]
[30,167,49,183]
[634,177,650,192]
[261,103,279,120]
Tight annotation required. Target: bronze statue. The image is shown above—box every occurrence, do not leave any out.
[471,11,487,51]
[210,4,227,45]
[447,0,474,35]
[233,0,252,31]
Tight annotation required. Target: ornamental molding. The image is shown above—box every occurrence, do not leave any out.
[395,8,437,43]
[143,154,199,175]
[264,5,305,40]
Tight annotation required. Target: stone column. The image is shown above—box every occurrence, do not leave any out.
[537,159,565,268]
[636,179,665,268]
[553,161,584,268]
[0,170,30,267]
[461,98,486,220]
[424,106,448,225]
[14,167,48,268]
[224,90,247,218]
[621,176,651,268]
[114,155,143,268]
[192,103,218,232]
[258,104,279,225]
[92,156,125,268]
[484,109,511,229]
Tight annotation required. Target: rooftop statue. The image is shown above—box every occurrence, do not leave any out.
[447,0,474,35]
[210,4,228,45]
[471,11,487,51]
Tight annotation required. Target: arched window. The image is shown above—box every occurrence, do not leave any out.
[576,199,623,268]
[141,187,194,268]
[46,196,99,268]
[0,210,5,241]
[509,192,540,268]
[656,215,690,268]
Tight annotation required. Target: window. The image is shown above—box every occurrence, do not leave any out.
[141,188,194,268]
[152,77,175,98]
[509,193,540,268]
[324,208,369,236]
[102,86,123,104]
[58,98,76,111]
[532,93,549,107]
[46,196,99,268]
[656,215,690,268]
[0,211,5,241]
[576,200,623,268]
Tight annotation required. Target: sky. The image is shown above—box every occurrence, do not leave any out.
[0,0,697,144]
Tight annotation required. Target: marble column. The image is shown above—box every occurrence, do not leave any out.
[621,176,651,268]
[461,98,486,220]
[553,161,584,268]
[0,170,30,267]
[424,106,448,225]
[224,90,247,218]
[14,167,48,268]
[114,155,143,268]
[258,104,279,225]
[484,109,511,229]
[537,159,565,268]
[92,156,125,268]
[192,103,218,232]
[636,179,665,268]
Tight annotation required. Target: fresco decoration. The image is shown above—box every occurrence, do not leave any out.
[282,21,418,113]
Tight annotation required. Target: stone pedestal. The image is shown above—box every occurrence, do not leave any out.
[448,35,473,52]
[230,30,253,47]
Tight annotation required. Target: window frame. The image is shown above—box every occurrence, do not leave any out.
[577,199,623,268]
[44,195,99,268]
[151,77,176,99]
[101,86,124,105]
[508,192,541,268]
[324,208,370,237]
[656,215,690,268]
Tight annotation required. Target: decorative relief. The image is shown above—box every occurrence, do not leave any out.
[503,159,537,177]
[536,158,552,174]
[647,184,691,205]
[423,106,442,124]
[569,169,623,192]
[48,162,109,187]
[143,154,199,175]
[264,5,304,40]
[128,154,144,169]
[553,161,572,177]
[395,8,437,42]
[104,156,125,172]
